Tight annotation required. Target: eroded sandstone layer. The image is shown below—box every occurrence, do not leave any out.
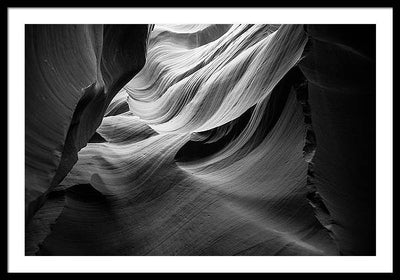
[25,24,375,256]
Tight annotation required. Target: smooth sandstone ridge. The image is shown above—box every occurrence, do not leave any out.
[25,24,375,256]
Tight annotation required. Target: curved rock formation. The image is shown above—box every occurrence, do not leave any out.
[25,24,151,222]
[25,24,375,256]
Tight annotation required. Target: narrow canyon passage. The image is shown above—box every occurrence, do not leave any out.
[25,24,375,256]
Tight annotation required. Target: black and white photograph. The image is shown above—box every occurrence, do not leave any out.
[6,6,394,274]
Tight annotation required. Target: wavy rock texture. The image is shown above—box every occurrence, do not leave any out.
[25,24,151,222]
[26,24,375,256]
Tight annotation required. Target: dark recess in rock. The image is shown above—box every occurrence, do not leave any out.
[299,24,376,255]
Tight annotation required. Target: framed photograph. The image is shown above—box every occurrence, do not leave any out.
[5,2,395,275]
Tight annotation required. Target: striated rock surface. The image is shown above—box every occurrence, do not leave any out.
[25,24,151,222]
[25,24,375,256]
